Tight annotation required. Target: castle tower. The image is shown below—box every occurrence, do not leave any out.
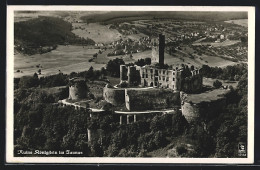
[151,34,165,65]
[120,65,128,83]
[127,66,136,86]
[68,77,87,100]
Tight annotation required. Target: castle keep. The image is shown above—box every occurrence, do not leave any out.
[151,34,165,65]
[65,34,204,124]
[119,34,202,92]
[68,77,87,100]
[104,34,203,113]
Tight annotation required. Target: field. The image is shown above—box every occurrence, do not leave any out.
[168,51,235,68]
[72,23,147,43]
[72,23,122,44]
[192,40,240,47]
[124,33,147,41]
[14,45,105,78]
[13,13,242,78]
[107,48,236,68]
[14,44,237,78]
[225,19,248,27]
[185,77,238,104]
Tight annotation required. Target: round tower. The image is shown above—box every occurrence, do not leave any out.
[68,77,87,100]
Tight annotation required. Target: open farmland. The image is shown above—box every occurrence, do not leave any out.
[14,12,246,78]
[225,19,248,27]
[185,77,238,104]
[14,45,105,78]
[192,40,240,47]
[171,47,236,68]
[124,33,147,41]
[107,49,236,68]
[14,43,237,79]
[72,23,122,44]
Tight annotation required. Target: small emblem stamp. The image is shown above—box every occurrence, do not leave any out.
[238,143,247,157]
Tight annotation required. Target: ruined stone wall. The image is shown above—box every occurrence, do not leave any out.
[120,65,128,82]
[181,96,226,122]
[140,67,155,87]
[125,88,180,111]
[127,66,137,86]
[152,46,160,64]
[68,82,87,100]
[174,70,182,91]
[181,102,200,122]
[181,74,203,93]
[103,85,126,106]
[140,67,176,89]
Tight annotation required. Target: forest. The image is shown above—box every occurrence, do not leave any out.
[14,16,95,55]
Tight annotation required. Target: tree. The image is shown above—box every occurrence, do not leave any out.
[93,53,98,58]
[85,66,94,79]
[100,67,107,77]
[213,80,222,88]
[19,74,39,88]
[119,81,128,88]
[176,144,188,156]
[69,72,77,78]
[106,58,125,77]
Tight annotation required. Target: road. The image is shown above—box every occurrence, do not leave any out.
[114,108,180,115]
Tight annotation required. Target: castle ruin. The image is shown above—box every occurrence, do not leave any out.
[151,34,165,65]
[68,77,87,100]
[119,34,203,92]
[104,34,203,113]
[65,34,205,124]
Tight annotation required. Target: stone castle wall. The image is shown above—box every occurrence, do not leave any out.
[103,85,126,106]
[119,64,203,93]
[68,81,87,100]
[151,46,160,64]
[181,95,226,122]
[120,65,128,82]
[125,88,180,111]
[181,74,203,93]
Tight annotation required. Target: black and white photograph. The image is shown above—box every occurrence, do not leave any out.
[6,6,255,164]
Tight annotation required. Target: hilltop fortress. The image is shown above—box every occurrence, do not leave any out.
[63,34,230,124]
[104,34,203,114]
[118,34,202,91]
